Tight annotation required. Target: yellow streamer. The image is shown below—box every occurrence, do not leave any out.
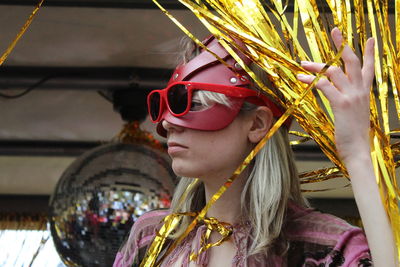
[0,0,44,66]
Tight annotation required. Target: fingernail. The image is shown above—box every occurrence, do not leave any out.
[301,61,310,66]
[297,74,307,79]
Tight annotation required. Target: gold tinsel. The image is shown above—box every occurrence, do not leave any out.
[0,0,44,66]
[140,0,400,265]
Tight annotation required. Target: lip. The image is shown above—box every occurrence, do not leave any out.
[167,141,188,155]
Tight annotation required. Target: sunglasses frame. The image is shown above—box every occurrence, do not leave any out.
[147,81,270,123]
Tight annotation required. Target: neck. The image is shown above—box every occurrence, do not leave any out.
[201,170,249,224]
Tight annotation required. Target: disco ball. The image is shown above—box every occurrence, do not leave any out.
[49,143,175,267]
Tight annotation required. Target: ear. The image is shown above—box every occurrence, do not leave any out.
[248,106,273,143]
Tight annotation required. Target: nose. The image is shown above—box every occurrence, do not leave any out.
[161,120,184,134]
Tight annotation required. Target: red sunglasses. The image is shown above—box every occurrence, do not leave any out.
[147,81,273,122]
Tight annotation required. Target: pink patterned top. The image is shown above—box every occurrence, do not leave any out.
[113,203,372,266]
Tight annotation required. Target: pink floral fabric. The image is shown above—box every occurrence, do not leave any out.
[113,203,372,267]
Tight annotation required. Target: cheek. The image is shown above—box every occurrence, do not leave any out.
[169,138,229,177]
[168,121,252,178]
[189,136,249,176]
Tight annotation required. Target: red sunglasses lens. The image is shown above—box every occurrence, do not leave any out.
[167,84,188,115]
[149,92,161,121]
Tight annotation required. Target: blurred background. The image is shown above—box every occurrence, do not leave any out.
[0,1,398,266]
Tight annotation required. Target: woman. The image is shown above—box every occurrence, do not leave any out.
[114,28,397,266]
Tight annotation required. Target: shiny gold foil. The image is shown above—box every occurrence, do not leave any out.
[144,0,400,264]
[140,212,193,267]
[0,0,44,66]
[189,217,233,261]
[289,130,312,145]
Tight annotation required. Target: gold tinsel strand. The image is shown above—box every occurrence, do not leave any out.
[141,0,400,265]
[0,0,44,66]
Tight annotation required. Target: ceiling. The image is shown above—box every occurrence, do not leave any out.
[0,2,398,200]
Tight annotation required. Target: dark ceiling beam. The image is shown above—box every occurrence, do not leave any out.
[0,194,359,218]
[0,1,395,13]
[0,140,101,157]
[0,66,170,91]
[0,195,51,214]
[2,139,396,161]
[0,66,394,98]
[0,139,329,160]
[0,0,185,9]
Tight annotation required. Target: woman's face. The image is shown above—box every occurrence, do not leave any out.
[162,111,255,181]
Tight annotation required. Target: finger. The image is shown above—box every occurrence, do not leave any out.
[297,73,315,84]
[362,37,375,87]
[301,61,349,91]
[300,61,326,73]
[331,27,344,49]
[325,66,350,91]
[297,74,341,102]
[331,28,362,83]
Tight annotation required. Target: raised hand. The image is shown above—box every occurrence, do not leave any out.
[298,28,398,266]
[297,27,375,163]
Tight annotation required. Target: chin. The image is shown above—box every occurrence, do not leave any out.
[172,166,194,178]
[171,161,203,178]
